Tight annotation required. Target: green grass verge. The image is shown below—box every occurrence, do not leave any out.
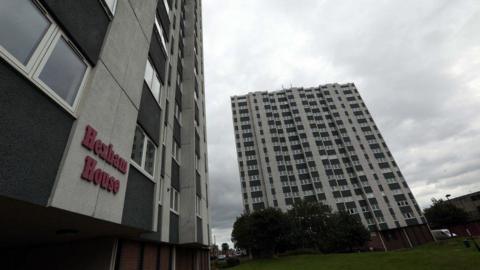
[231,238,479,270]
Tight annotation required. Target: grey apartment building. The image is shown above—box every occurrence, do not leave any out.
[0,0,210,269]
[448,191,480,222]
[231,84,433,250]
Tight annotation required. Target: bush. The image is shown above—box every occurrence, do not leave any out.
[278,248,321,257]
[214,257,240,269]
[226,257,240,267]
[231,201,371,257]
[232,208,291,258]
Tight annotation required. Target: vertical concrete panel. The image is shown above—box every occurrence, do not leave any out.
[50,62,124,219]
[128,0,158,41]
[94,92,138,221]
[100,0,150,108]
[122,22,151,110]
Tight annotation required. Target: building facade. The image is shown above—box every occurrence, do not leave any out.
[231,84,433,250]
[448,191,480,222]
[443,191,480,237]
[0,0,210,269]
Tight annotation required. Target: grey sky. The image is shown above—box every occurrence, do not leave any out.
[203,0,480,246]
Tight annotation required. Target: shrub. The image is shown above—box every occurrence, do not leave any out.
[226,257,240,267]
[214,257,240,269]
[278,248,321,257]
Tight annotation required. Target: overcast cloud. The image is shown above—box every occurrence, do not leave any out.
[202,0,480,246]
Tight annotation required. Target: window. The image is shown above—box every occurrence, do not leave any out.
[174,101,182,123]
[366,218,375,225]
[196,195,201,216]
[36,37,87,106]
[1,1,51,65]
[0,0,89,112]
[154,17,167,52]
[397,200,409,207]
[163,0,170,14]
[194,154,200,171]
[172,140,181,162]
[131,125,157,178]
[102,0,118,15]
[170,188,180,213]
[144,59,161,102]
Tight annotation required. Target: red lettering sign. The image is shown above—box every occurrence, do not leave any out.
[80,125,127,195]
[81,156,120,193]
[81,125,128,174]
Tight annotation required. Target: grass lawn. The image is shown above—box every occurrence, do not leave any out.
[231,238,479,270]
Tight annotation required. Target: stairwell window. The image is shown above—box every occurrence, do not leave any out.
[196,195,202,216]
[0,0,90,113]
[170,188,180,213]
[131,125,157,178]
[154,17,167,53]
[101,0,118,16]
[162,0,170,15]
[172,140,181,163]
[144,59,161,102]
[174,101,182,124]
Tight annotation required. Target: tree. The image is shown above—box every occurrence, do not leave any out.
[211,244,219,256]
[221,243,229,254]
[324,211,370,252]
[231,204,371,256]
[424,199,469,229]
[287,200,331,251]
[231,208,291,258]
[249,208,291,257]
[231,212,253,251]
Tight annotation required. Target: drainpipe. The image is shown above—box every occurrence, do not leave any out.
[378,231,387,252]
[402,227,413,248]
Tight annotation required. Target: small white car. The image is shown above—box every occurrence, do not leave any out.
[431,229,457,240]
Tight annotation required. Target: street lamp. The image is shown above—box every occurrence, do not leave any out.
[445,194,451,201]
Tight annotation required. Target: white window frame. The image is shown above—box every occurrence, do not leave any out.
[196,195,202,217]
[158,178,164,205]
[194,154,200,172]
[32,33,90,110]
[172,140,181,163]
[163,0,171,15]
[144,59,162,103]
[154,17,168,53]
[101,0,118,16]
[174,101,182,125]
[397,200,409,207]
[348,208,357,214]
[170,188,180,214]
[130,126,157,180]
[0,2,90,115]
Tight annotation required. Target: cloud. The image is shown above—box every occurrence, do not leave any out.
[203,0,480,246]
